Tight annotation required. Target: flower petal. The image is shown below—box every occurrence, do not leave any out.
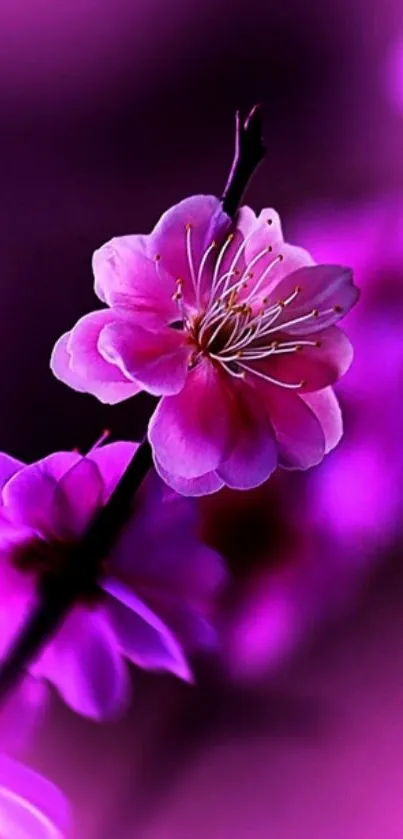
[2,466,57,536]
[150,195,231,307]
[0,455,24,497]
[0,677,48,755]
[88,441,138,503]
[51,313,141,405]
[301,387,343,453]
[51,457,104,540]
[99,320,191,396]
[216,383,278,489]
[259,387,326,469]
[0,757,70,839]
[153,458,224,496]
[148,362,232,478]
[256,326,353,391]
[271,264,360,333]
[103,577,192,682]
[41,606,130,721]
[93,233,178,322]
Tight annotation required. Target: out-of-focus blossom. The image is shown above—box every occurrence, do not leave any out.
[0,677,47,756]
[0,443,226,720]
[201,196,402,681]
[0,756,70,839]
[51,195,359,496]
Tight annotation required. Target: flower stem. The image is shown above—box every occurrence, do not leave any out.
[0,106,267,707]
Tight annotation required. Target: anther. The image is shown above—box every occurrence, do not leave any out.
[278,253,284,262]
[294,285,301,293]
[278,299,286,309]
[333,304,343,313]
[227,233,235,242]
[314,340,322,348]
[267,219,273,225]
[185,223,193,232]
[312,308,319,317]
[266,245,273,253]
[155,254,161,262]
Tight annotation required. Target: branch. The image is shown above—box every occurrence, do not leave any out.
[0,106,267,707]
[221,105,266,217]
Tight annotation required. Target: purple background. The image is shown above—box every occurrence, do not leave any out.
[2,0,403,836]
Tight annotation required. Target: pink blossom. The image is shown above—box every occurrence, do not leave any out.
[0,443,226,720]
[0,756,70,839]
[51,195,359,495]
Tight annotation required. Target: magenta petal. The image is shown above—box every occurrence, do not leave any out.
[0,677,47,755]
[301,387,343,453]
[93,233,177,321]
[258,326,353,391]
[216,385,278,489]
[0,454,24,496]
[150,195,230,305]
[0,757,70,839]
[262,388,326,469]
[272,264,359,333]
[43,607,130,720]
[153,458,224,496]
[88,441,138,502]
[99,320,190,396]
[51,314,141,405]
[2,466,57,536]
[51,457,104,540]
[149,362,232,479]
[103,577,193,682]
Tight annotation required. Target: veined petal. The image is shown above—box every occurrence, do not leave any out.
[216,382,278,489]
[258,385,326,469]
[93,233,178,322]
[269,264,360,333]
[99,320,191,396]
[148,362,232,479]
[256,326,353,392]
[51,323,141,405]
[153,458,224,496]
[150,195,231,307]
[301,387,343,453]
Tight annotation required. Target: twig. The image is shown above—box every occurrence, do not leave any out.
[0,105,267,707]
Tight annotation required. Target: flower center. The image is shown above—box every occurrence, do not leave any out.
[158,221,342,389]
[11,536,102,603]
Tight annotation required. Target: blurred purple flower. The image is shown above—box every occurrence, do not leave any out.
[0,677,47,756]
[0,442,226,720]
[51,195,359,496]
[0,756,70,839]
[201,196,403,680]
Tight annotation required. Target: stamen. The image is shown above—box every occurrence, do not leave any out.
[206,310,233,349]
[185,223,197,294]
[238,363,305,389]
[88,429,110,453]
[241,253,284,304]
[196,240,217,307]
[209,233,235,302]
